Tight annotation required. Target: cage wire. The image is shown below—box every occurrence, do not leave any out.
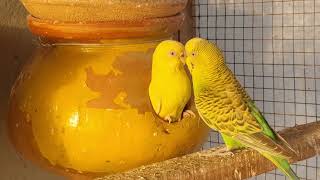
[191,0,320,179]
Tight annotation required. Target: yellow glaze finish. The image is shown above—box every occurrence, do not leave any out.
[8,38,210,176]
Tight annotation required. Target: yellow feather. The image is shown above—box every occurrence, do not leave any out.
[149,40,192,122]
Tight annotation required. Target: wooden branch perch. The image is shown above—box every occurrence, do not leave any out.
[96,122,320,180]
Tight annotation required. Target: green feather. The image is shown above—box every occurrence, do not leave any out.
[246,100,276,140]
[246,100,299,180]
[246,100,296,155]
[221,133,245,150]
[262,153,299,180]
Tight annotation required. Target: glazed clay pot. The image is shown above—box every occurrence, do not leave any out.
[8,0,210,177]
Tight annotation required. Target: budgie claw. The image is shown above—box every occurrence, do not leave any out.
[164,116,173,124]
[182,110,196,119]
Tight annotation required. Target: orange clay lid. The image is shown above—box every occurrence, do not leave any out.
[20,0,187,22]
[21,0,187,41]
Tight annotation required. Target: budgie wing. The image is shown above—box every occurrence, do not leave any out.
[148,82,162,114]
[230,85,295,159]
[246,100,297,156]
[235,132,293,159]
[198,71,295,159]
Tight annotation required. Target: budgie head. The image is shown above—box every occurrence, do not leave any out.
[185,38,224,76]
[152,40,186,71]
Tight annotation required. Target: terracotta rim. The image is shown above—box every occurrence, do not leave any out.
[27,13,185,42]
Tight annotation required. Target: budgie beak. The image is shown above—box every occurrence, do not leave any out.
[185,57,194,73]
[180,52,186,65]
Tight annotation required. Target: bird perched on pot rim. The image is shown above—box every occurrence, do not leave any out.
[185,37,299,180]
[149,40,194,123]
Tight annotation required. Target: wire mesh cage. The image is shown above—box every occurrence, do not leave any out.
[3,0,320,179]
[193,0,320,179]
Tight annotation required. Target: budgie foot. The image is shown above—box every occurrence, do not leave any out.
[198,146,234,158]
[164,116,174,123]
[214,147,235,156]
[182,110,196,119]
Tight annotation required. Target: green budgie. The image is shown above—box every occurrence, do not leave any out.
[185,37,299,180]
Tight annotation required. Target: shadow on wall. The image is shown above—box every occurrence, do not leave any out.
[0,26,35,101]
[0,24,64,180]
[0,0,63,179]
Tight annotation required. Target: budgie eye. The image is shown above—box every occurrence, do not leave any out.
[169,51,177,57]
[191,52,197,57]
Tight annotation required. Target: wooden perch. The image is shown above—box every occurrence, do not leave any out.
[96,122,320,180]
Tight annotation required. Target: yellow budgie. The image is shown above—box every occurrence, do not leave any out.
[185,38,299,180]
[149,40,193,123]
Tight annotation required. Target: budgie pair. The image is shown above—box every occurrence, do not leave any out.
[149,38,299,180]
